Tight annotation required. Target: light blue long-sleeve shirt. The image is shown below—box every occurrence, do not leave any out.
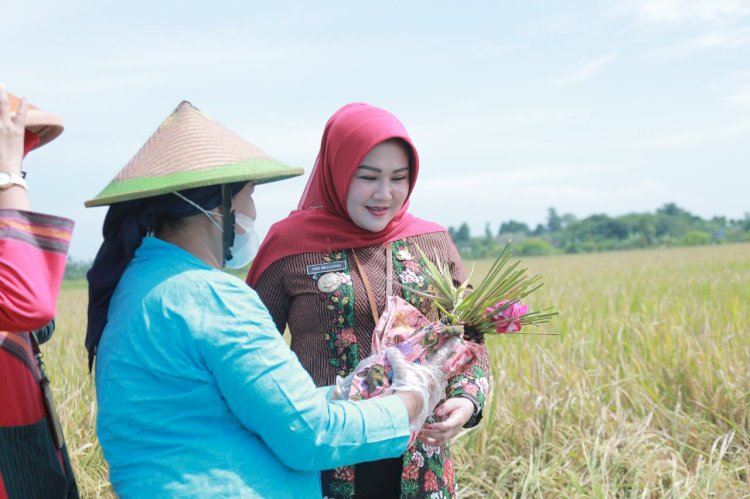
[95,237,410,497]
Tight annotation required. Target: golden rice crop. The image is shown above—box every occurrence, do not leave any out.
[47,243,750,498]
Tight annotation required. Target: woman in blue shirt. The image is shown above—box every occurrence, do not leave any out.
[85,102,446,497]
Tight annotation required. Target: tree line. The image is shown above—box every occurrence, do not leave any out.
[64,203,749,279]
[448,203,750,259]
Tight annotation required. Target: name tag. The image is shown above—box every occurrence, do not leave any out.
[306,261,347,275]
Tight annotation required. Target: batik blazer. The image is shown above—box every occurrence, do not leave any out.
[254,231,491,499]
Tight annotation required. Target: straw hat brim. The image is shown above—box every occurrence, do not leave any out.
[85,159,303,207]
[8,92,64,149]
[85,101,304,207]
[26,110,64,147]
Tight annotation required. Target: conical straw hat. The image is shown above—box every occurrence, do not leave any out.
[85,101,303,207]
[8,92,64,150]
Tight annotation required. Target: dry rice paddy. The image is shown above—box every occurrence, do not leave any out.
[47,243,750,497]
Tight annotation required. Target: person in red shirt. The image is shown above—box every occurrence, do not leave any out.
[0,85,78,498]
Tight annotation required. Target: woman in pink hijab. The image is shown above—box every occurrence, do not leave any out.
[248,103,490,498]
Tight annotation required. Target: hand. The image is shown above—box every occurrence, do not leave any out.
[417,397,475,446]
[0,83,27,174]
[387,347,447,431]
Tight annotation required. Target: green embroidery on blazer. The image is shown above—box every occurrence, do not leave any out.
[321,251,359,377]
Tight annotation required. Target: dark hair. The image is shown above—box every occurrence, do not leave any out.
[384,137,415,169]
[85,182,246,370]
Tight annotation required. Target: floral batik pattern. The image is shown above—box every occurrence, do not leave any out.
[323,241,488,498]
[320,250,358,498]
[400,439,456,498]
[322,465,356,499]
[320,251,359,378]
[392,240,433,315]
[447,364,489,416]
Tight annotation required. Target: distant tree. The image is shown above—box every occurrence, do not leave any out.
[657,202,688,218]
[455,222,471,243]
[680,230,712,246]
[484,222,493,242]
[630,214,656,246]
[741,213,750,232]
[546,207,562,232]
[64,259,93,281]
[498,220,530,236]
[560,213,578,229]
[451,203,746,260]
[517,238,556,256]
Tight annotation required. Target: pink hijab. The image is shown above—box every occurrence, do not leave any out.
[246,103,444,285]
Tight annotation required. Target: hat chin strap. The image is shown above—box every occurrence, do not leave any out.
[220,185,236,264]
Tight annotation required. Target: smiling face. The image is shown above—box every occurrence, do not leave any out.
[345,139,411,232]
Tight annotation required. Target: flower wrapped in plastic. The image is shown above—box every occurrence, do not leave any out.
[335,243,557,409]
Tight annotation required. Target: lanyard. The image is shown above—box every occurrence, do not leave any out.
[350,242,393,326]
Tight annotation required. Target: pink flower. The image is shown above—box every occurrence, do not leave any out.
[476,376,490,396]
[424,470,439,492]
[404,259,421,273]
[332,466,354,481]
[444,458,455,491]
[335,328,357,348]
[485,300,528,333]
[464,383,478,396]
[422,443,441,459]
[403,462,419,480]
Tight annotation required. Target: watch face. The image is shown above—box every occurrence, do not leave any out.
[0,172,11,188]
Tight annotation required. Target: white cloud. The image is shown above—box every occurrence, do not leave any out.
[646,25,750,58]
[687,26,750,48]
[417,165,631,194]
[632,120,750,148]
[727,87,750,109]
[549,55,618,86]
[724,70,750,111]
[625,0,750,25]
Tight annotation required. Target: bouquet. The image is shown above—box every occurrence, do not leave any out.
[339,242,557,402]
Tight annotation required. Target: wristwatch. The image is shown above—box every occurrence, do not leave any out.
[0,171,28,191]
[463,405,483,428]
[458,395,483,428]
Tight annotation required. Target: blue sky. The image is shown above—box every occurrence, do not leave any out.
[3,0,749,260]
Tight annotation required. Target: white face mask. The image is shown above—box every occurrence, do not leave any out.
[224,213,260,269]
[173,192,260,268]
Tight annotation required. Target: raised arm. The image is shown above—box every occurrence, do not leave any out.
[0,84,31,211]
[0,86,73,332]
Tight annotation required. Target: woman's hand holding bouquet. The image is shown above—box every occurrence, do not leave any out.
[334,243,557,441]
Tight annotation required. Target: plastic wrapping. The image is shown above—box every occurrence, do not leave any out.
[333,296,485,435]
[385,347,447,430]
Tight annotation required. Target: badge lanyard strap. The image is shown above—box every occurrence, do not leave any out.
[350,242,393,326]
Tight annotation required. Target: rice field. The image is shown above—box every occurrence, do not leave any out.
[46,243,750,497]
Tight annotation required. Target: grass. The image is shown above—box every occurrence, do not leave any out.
[47,243,750,497]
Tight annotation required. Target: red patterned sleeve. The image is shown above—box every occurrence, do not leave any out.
[0,209,74,332]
